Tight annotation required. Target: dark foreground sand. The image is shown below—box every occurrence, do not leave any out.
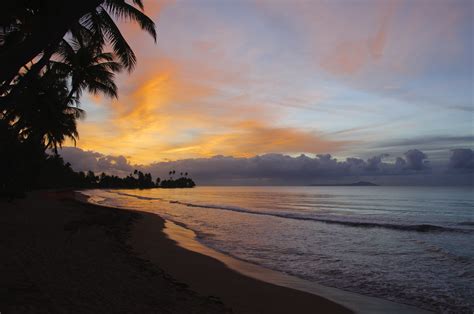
[0,190,350,313]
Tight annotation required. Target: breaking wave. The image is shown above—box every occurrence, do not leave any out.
[105,190,472,234]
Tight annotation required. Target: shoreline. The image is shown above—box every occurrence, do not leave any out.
[76,191,351,313]
[155,220,431,314]
[1,190,350,313]
[79,190,430,314]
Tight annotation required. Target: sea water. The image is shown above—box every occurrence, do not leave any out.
[83,186,474,313]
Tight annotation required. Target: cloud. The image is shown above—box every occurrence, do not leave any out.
[257,0,473,109]
[374,135,474,149]
[74,56,345,163]
[403,149,428,170]
[71,0,472,166]
[366,154,389,172]
[449,148,474,170]
[162,121,348,158]
[60,147,133,176]
[320,0,396,76]
[59,147,474,186]
[366,136,474,162]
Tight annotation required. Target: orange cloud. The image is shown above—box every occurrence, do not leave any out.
[74,56,346,164]
[179,121,348,158]
[68,0,471,167]
[74,58,219,162]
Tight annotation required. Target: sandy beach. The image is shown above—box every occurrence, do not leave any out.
[0,190,350,313]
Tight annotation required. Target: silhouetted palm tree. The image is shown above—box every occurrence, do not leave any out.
[0,1,157,197]
[9,71,84,154]
[79,0,156,72]
[53,38,122,104]
[0,0,156,86]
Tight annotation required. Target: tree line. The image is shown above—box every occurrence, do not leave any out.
[0,1,168,198]
[1,152,195,199]
[86,168,196,189]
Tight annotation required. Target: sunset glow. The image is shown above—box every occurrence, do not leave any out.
[72,0,473,164]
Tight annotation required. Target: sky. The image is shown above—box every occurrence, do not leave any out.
[62,0,473,185]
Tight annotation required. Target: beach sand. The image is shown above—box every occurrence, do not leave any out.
[0,190,350,313]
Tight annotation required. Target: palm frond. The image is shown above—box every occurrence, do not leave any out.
[55,39,76,63]
[78,11,106,50]
[64,106,86,119]
[96,60,122,72]
[97,7,136,71]
[103,0,156,42]
[87,79,118,98]
[131,0,144,11]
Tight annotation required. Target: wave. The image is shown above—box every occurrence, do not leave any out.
[105,190,472,234]
[108,190,163,201]
[168,200,472,234]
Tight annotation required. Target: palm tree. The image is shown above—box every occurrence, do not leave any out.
[53,38,123,104]
[0,0,101,86]
[9,71,85,154]
[79,0,156,72]
[0,0,156,86]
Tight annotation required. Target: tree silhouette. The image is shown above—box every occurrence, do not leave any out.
[5,70,84,154]
[52,38,123,104]
[0,0,156,87]
[0,0,159,197]
[79,0,156,72]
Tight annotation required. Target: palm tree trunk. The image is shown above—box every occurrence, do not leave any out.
[0,46,56,111]
[1,46,54,92]
[0,0,102,86]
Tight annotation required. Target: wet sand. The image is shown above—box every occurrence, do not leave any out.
[131,208,351,314]
[0,190,350,313]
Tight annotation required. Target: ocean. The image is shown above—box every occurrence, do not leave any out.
[83,186,474,313]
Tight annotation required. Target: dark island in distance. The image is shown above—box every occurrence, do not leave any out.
[310,181,379,187]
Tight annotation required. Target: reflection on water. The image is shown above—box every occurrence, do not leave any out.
[84,186,474,313]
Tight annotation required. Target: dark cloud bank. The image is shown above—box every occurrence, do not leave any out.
[59,147,474,186]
